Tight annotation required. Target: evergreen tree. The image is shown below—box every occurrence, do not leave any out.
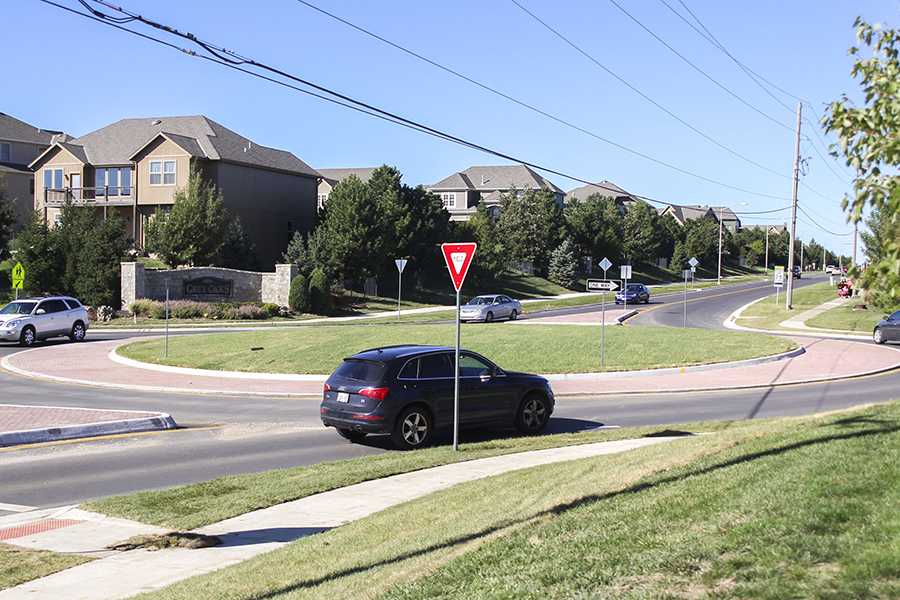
[0,177,16,260]
[308,267,332,315]
[496,189,564,275]
[217,217,257,271]
[12,214,63,294]
[622,201,661,265]
[548,237,578,288]
[564,194,624,266]
[282,231,308,267]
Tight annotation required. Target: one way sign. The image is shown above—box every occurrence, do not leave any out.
[587,279,619,292]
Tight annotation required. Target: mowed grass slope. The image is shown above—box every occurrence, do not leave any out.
[137,402,900,600]
[807,301,885,333]
[118,323,796,374]
[736,281,836,329]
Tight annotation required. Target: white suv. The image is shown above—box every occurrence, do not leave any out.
[0,296,90,346]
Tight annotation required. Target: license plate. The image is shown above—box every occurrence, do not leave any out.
[337,392,350,403]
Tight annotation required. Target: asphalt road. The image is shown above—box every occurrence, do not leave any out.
[1,275,896,510]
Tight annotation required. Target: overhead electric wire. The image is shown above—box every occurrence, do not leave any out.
[505,0,787,179]
[798,205,853,236]
[606,0,793,133]
[39,0,801,210]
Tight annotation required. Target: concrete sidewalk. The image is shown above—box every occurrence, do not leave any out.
[3,334,899,398]
[779,297,848,332]
[0,436,679,600]
[0,404,176,447]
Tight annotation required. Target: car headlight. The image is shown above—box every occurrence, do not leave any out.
[4,318,24,327]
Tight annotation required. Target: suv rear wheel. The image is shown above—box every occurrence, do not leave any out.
[70,321,86,342]
[391,406,432,450]
[874,328,885,344]
[515,393,550,434]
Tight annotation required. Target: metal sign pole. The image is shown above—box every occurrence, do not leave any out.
[453,288,461,452]
[397,268,402,321]
[164,280,170,358]
[683,270,688,328]
[601,266,608,370]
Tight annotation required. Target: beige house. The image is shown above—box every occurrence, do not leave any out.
[566,180,641,214]
[0,112,63,230]
[427,164,564,221]
[316,167,377,209]
[30,115,320,268]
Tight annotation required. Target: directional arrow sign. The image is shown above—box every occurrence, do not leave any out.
[587,279,619,292]
[11,262,25,290]
[598,257,612,272]
[441,243,476,292]
[688,257,700,268]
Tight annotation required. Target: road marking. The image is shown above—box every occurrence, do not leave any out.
[626,281,799,323]
[0,502,36,513]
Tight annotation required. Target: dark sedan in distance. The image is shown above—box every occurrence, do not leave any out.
[615,283,650,305]
[320,345,555,449]
[873,310,900,345]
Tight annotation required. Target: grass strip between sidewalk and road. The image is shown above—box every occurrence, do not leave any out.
[806,301,884,333]
[0,543,93,591]
[134,401,900,600]
[117,324,795,375]
[735,281,836,330]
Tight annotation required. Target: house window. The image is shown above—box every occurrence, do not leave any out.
[96,167,131,196]
[0,143,9,162]
[149,160,175,185]
[441,192,457,209]
[120,168,132,195]
[44,168,63,190]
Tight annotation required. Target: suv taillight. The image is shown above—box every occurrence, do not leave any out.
[358,387,389,401]
[323,382,331,393]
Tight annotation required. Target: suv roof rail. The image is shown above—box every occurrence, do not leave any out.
[353,343,429,355]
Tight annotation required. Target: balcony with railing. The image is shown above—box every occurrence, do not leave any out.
[44,186,135,206]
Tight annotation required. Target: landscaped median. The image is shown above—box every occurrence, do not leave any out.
[54,401,900,599]
[116,323,797,375]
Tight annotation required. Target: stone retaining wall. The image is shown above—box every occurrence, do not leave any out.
[121,262,298,308]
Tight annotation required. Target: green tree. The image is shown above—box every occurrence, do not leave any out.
[682,216,720,267]
[217,217,257,271]
[288,272,309,313]
[149,169,230,267]
[823,18,899,308]
[548,237,578,288]
[658,212,683,263]
[0,177,16,260]
[622,201,661,265]
[468,205,508,282]
[282,231,308,268]
[308,267,332,315]
[670,240,687,272]
[745,239,765,268]
[496,189,564,275]
[564,194,623,267]
[12,214,63,294]
[71,211,128,307]
[860,206,900,308]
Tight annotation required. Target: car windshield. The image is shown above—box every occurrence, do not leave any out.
[626,284,642,291]
[0,301,36,315]
[467,297,494,305]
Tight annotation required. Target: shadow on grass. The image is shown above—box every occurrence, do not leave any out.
[247,420,898,599]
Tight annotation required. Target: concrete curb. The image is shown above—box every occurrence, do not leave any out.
[0,410,177,447]
[616,309,639,324]
[724,296,872,341]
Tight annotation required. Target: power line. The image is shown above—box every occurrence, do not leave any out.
[41,0,799,210]
[606,0,793,133]
[295,0,791,193]
[797,205,853,236]
[506,0,787,179]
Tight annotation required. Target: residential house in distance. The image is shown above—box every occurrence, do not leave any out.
[658,204,742,232]
[30,115,320,268]
[566,180,641,214]
[710,206,741,232]
[746,223,786,236]
[0,112,64,230]
[316,167,377,209]
[427,164,564,221]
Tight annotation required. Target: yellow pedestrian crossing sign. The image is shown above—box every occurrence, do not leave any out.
[11,262,25,290]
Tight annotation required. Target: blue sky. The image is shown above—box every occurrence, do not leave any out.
[7,0,892,255]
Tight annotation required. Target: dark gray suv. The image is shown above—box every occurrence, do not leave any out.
[320,345,555,449]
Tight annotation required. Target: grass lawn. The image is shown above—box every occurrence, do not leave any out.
[117,323,795,375]
[0,544,92,591]
[735,281,838,330]
[135,401,900,600]
[806,301,885,333]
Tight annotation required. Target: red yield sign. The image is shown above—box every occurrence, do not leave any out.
[441,243,477,292]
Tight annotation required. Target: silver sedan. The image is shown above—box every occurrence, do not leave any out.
[459,295,523,323]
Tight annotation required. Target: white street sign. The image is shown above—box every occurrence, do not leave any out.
[587,279,619,292]
[688,257,700,268]
[774,266,785,287]
[599,257,612,272]
[682,269,692,279]
[395,258,407,273]
[620,265,632,279]
[690,266,696,273]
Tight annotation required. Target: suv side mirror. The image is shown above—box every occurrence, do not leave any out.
[479,369,493,382]
[35,308,46,315]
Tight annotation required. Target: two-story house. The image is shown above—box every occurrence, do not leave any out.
[566,180,640,214]
[426,164,564,221]
[657,204,741,232]
[316,167,377,209]
[29,115,320,268]
[0,112,64,230]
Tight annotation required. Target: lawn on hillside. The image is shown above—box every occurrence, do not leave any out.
[736,281,838,329]
[117,323,795,374]
[0,544,92,591]
[806,301,885,333]
[135,401,900,600]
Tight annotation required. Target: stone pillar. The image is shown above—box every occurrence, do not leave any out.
[272,263,298,307]
[120,262,146,309]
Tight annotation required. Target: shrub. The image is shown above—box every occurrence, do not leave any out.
[129,299,158,317]
[308,267,332,315]
[236,304,267,320]
[170,300,206,319]
[289,273,309,313]
[150,302,168,319]
[260,303,281,318]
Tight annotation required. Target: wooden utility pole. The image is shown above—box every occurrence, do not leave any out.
[785,103,802,310]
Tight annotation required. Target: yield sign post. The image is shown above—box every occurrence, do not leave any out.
[395,259,408,321]
[441,242,477,452]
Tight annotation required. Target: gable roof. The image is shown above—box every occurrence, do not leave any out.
[566,180,639,203]
[429,164,563,193]
[41,115,318,177]
[0,113,60,146]
[711,206,740,222]
[660,204,716,224]
[317,167,378,186]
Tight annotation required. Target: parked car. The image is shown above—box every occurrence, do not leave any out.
[615,283,650,305]
[0,296,90,346]
[792,266,802,279]
[459,295,522,323]
[320,345,555,449]
[873,310,900,345]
